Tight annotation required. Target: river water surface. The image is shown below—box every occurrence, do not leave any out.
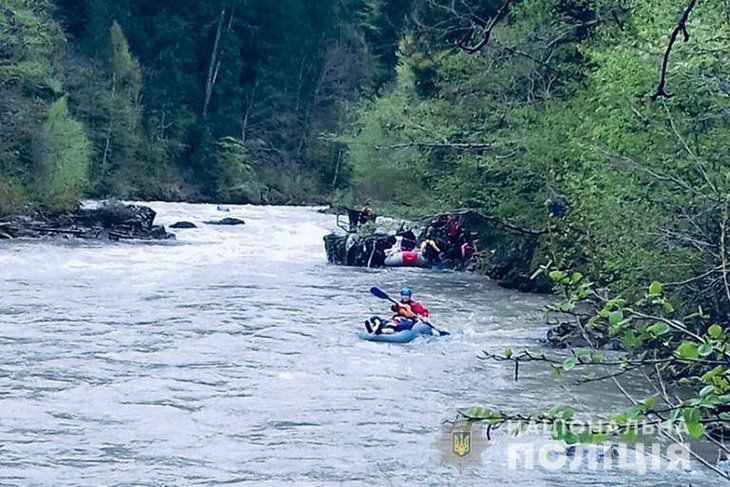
[0,203,720,486]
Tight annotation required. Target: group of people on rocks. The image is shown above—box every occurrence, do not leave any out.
[346,205,479,271]
[393,213,478,266]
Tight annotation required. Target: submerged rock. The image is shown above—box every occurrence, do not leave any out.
[204,217,246,226]
[170,221,197,229]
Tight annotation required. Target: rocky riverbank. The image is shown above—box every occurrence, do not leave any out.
[0,203,175,241]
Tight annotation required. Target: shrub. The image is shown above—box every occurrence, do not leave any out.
[32,97,91,211]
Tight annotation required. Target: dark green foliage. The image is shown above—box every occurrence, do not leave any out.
[0,0,87,212]
[348,0,730,309]
[1,0,392,212]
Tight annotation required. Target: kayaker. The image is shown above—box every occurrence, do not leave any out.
[365,288,430,334]
[394,287,430,318]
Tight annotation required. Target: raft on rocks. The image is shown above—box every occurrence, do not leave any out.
[323,208,551,293]
[0,203,175,241]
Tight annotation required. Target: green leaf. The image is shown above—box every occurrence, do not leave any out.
[686,421,705,440]
[683,408,705,440]
[563,356,578,371]
[547,405,575,421]
[698,344,714,357]
[708,324,724,339]
[676,341,699,360]
[662,301,674,314]
[621,428,638,444]
[648,281,663,297]
[609,310,624,327]
[642,395,657,412]
[563,431,578,445]
[549,271,566,283]
[613,413,628,426]
[622,330,640,349]
[503,347,513,359]
[570,272,584,285]
[647,322,670,337]
[701,366,725,382]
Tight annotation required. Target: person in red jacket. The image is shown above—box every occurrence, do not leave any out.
[393,287,430,318]
[366,287,430,335]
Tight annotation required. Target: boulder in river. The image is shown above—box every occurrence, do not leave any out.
[0,202,175,241]
[204,217,246,226]
[170,221,198,229]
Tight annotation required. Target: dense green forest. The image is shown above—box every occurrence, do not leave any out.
[347,0,730,304]
[0,0,410,210]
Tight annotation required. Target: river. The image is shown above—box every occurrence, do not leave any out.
[0,203,719,486]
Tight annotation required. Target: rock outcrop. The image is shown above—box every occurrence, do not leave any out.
[0,203,175,241]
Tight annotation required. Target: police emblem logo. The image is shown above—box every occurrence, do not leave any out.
[452,431,471,457]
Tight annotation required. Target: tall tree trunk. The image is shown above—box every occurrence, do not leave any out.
[203,7,226,120]
[297,60,327,157]
[241,78,259,144]
[101,73,117,181]
[331,148,342,189]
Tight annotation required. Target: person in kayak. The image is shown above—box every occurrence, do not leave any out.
[365,288,430,334]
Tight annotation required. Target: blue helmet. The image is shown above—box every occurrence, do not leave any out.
[400,287,413,298]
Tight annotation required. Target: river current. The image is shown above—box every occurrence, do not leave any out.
[0,203,719,486]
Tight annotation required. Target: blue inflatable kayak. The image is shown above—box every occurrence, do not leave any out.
[358,321,436,343]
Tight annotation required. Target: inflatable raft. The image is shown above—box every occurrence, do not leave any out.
[358,321,436,343]
[383,250,428,268]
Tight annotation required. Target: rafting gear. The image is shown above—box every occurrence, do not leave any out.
[383,251,428,267]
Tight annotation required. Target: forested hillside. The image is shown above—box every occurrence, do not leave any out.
[0,0,410,211]
[347,0,730,308]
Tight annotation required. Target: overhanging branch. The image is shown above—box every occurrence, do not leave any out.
[375,142,493,151]
[651,0,700,100]
[457,0,516,54]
